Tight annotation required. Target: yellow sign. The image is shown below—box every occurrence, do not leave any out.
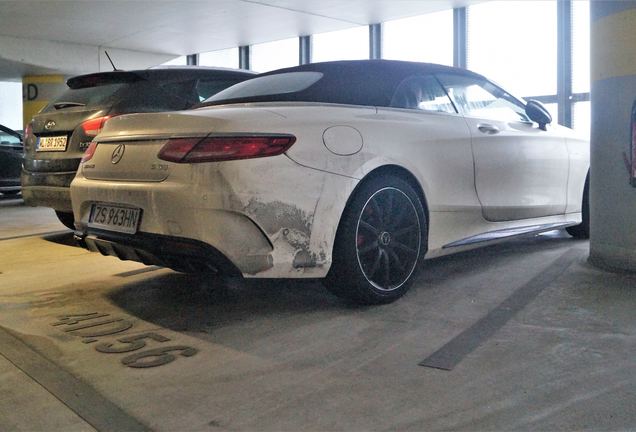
[592,9,636,82]
[22,75,65,129]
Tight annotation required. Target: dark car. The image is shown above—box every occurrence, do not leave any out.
[0,124,23,196]
[22,66,255,228]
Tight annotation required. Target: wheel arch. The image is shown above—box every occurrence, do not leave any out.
[324,164,429,303]
[345,164,430,232]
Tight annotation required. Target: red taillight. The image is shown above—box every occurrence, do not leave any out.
[81,141,98,163]
[158,135,296,163]
[81,115,112,137]
[23,122,33,150]
[78,116,113,154]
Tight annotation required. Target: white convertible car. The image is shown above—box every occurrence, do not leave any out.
[71,60,589,304]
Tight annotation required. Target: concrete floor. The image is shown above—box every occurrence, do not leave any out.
[0,195,634,431]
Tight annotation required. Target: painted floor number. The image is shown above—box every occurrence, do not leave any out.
[51,313,198,368]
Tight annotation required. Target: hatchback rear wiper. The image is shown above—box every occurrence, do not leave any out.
[53,101,86,109]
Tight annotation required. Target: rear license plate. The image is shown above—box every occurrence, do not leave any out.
[88,204,141,234]
[37,135,67,152]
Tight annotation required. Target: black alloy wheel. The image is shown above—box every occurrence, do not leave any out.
[356,187,421,290]
[325,175,427,304]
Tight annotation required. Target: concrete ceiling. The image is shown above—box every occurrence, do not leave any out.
[0,0,481,80]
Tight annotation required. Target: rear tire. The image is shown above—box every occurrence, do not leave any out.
[566,173,589,239]
[324,175,427,305]
[55,211,75,230]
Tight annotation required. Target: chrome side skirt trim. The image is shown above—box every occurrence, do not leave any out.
[442,222,578,249]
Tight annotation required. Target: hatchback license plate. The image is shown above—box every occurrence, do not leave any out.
[37,135,67,151]
[88,204,141,234]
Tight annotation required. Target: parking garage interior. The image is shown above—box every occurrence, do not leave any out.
[0,1,635,431]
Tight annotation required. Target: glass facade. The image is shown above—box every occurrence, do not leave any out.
[172,2,590,131]
[199,48,239,69]
[467,1,558,97]
[573,101,591,138]
[383,10,453,66]
[0,82,23,130]
[312,26,368,62]
[251,38,298,72]
[572,0,590,94]
[161,56,188,66]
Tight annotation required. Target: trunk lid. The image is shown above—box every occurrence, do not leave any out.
[82,140,170,182]
[82,107,286,182]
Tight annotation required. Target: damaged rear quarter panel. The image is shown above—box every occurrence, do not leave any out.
[189,155,356,277]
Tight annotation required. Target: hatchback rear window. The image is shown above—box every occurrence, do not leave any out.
[42,83,128,112]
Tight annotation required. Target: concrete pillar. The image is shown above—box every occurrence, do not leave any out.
[589,1,636,272]
[22,75,66,129]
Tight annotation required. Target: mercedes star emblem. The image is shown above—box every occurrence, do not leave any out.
[111,144,125,164]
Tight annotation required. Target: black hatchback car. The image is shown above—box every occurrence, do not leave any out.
[22,66,255,228]
[0,124,23,196]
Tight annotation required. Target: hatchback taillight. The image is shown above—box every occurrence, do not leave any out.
[157,135,296,163]
[77,115,113,150]
[23,122,33,151]
[81,116,112,136]
[81,141,98,163]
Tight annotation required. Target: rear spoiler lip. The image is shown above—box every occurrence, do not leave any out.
[66,71,146,89]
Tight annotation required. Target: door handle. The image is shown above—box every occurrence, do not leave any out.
[477,123,500,135]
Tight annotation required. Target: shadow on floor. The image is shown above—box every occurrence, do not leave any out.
[42,231,78,248]
[107,230,583,334]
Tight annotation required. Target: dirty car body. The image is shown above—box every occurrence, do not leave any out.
[71,60,589,304]
[22,67,255,228]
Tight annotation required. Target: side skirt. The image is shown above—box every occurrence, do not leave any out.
[442,221,578,249]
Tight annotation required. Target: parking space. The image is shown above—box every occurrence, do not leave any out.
[1,199,634,431]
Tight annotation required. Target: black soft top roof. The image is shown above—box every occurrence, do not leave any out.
[203,60,484,108]
[67,67,256,89]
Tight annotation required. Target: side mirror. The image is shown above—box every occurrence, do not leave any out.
[525,100,552,131]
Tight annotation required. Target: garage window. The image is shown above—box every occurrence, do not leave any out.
[467,1,557,97]
[383,10,453,66]
[312,26,368,62]
[251,38,298,72]
[199,48,239,69]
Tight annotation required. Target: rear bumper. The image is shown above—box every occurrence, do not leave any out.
[21,168,75,211]
[71,155,358,278]
[75,230,243,275]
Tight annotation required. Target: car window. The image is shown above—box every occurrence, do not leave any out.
[0,132,21,147]
[436,73,530,123]
[116,80,193,112]
[390,75,456,113]
[42,83,128,112]
[0,125,22,147]
[196,78,245,101]
[157,80,199,105]
[206,72,323,102]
